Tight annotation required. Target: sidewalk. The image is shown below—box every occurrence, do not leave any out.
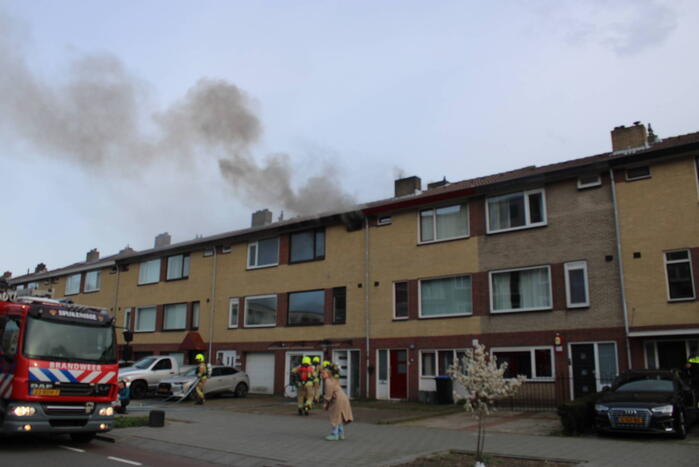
[111,396,699,466]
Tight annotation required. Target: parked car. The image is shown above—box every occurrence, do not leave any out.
[118,355,186,399]
[594,369,698,438]
[158,365,249,399]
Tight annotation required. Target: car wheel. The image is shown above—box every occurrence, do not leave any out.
[130,381,148,399]
[234,383,248,398]
[675,409,688,439]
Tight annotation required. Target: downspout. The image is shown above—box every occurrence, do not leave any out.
[207,248,217,364]
[609,168,633,369]
[364,217,371,398]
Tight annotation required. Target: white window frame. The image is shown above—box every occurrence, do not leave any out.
[625,166,651,181]
[244,294,278,328]
[84,270,101,293]
[577,174,601,190]
[64,273,81,295]
[564,261,589,308]
[489,265,553,314]
[393,281,409,320]
[485,188,547,234]
[191,302,200,329]
[138,258,161,285]
[417,203,470,244]
[123,307,132,331]
[491,346,555,381]
[166,254,190,280]
[419,349,468,378]
[163,303,187,331]
[247,238,279,269]
[420,350,437,377]
[228,298,239,328]
[418,274,472,318]
[664,250,696,301]
[135,306,157,332]
[568,341,618,396]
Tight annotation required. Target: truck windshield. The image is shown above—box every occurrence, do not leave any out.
[23,316,116,363]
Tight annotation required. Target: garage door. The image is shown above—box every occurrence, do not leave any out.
[245,352,275,394]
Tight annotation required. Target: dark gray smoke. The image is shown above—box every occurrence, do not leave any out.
[0,13,354,216]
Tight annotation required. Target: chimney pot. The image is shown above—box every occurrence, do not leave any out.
[154,232,171,249]
[394,176,422,197]
[86,248,100,262]
[252,209,273,227]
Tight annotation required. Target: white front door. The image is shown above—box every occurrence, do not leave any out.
[332,349,360,399]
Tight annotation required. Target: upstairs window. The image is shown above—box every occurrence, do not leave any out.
[419,204,469,243]
[333,287,346,324]
[244,295,277,327]
[228,298,239,328]
[625,166,651,181]
[491,266,552,313]
[65,273,81,295]
[288,290,325,326]
[163,303,187,330]
[84,270,101,292]
[135,306,156,332]
[565,261,589,308]
[166,254,190,280]
[665,250,695,301]
[248,238,279,269]
[191,302,200,330]
[138,259,161,285]
[290,229,325,263]
[577,174,601,189]
[394,282,409,319]
[486,189,546,234]
[420,275,472,318]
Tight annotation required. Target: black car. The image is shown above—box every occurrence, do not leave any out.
[594,370,698,438]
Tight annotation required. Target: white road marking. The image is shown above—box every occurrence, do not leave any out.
[58,445,85,453]
[107,456,143,465]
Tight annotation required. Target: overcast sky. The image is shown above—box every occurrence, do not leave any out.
[2,0,698,278]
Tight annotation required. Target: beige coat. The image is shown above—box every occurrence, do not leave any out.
[323,376,353,426]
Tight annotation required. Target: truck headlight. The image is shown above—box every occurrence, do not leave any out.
[99,406,114,416]
[651,405,673,415]
[594,404,609,413]
[11,406,37,417]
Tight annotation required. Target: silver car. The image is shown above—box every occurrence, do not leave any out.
[158,365,249,399]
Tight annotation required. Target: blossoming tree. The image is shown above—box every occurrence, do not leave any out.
[448,342,527,466]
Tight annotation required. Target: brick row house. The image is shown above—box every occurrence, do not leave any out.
[10,123,699,402]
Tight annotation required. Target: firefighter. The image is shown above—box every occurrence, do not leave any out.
[312,356,323,403]
[291,356,315,415]
[323,360,341,379]
[194,353,208,405]
[684,353,699,389]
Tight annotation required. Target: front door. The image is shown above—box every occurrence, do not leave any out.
[390,349,408,399]
[571,343,596,399]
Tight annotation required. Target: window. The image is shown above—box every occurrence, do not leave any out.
[166,254,190,280]
[135,306,156,332]
[65,273,81,295]
[163,303,187,330]
[577,174,601,189]
[138,259,161,284]
[228,298,239,328]
[492,347,554,379]
[419,203,469,243]
[420,275,472,318]
[290,229,325,263]
[490,266,552,313]
[565,261,589,308]
[486,189,546,234]
[203,249,214,257]
[421,352,436,377]
[333,287,346,324]
[377,216,392,226]
[247,238,279,268]
[244,295,277,327]
[84,270,101,292]
[124,308,132,331]
[394,282,409,319]
[625,166,651,181]
[288,290,325,326]
[665,250,695,301]
[420,349,466,377]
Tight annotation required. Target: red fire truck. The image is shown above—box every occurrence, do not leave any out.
[0,283,118,442]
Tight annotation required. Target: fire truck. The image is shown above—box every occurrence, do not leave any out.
[0,281,118,442]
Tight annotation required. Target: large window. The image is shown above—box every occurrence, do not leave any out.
[247,238,279,268]
[135,306,157,332]
[333,287,346,324]
[290,229,325,263]
[244,295,277,327]
[288,290,325,326]
[166,254,190,280]
[420,275,472,318]
[65,273,81,295]
[486,189,546,234]
[138,259,161,285]
[228,298,239,328]
[492,347,554,380]
[665,250,695,301]
[163,303,187,330]
[84,270,101,292]
[420,349,468,377]
[490,266,552,313]
[394,282,409,319]
[565,261,589,308]
[191,302,200,330]
[419,204,469,243]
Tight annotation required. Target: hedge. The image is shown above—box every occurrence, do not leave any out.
[557,392,601,435]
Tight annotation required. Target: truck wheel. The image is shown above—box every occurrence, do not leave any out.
[70,432,96,443]
[234,383,248,398]
[130,380,148,399]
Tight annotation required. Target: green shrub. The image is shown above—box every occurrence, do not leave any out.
[114,415,149,428]
[557,392,600,435]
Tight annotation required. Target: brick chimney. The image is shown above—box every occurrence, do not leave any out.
[394,176,422,197]
[427,177,449,190]
[154,232,171,249]
[86,248,100,262]
[252,209,273,227]
[2,271,11,280]
[611,122,648,152]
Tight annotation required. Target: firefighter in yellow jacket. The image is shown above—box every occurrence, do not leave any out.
[291,356,315,415]
[194,353,208,405]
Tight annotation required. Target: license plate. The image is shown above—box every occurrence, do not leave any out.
[32,388,60,396]
[618,416,643,424]
[158,387,169,393]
